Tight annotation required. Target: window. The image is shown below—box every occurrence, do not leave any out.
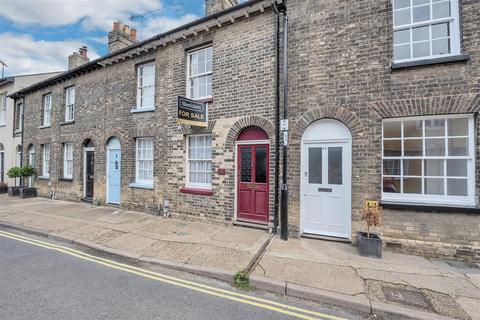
[43,94,52,126]
[15,101,23,132]
[382,115,475,206]
[393,0,460,62]
[42,144,50,178]
[187,135,212,188]
[136,63,155,109]
[0,93,6,125]
[65,86,75,122]
[63,143,73,179]
[135,138,154,185]
[187,47,212,100]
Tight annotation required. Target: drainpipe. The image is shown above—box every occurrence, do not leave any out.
[20,96,25,187]
[280,9,289,241]
[273,3,281,234]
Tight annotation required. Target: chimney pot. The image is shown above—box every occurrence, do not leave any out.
[130,28,137,40]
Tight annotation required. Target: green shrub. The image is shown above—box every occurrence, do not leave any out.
[7,166,21,187]
[234,271,251,290]
[20,165,36,178]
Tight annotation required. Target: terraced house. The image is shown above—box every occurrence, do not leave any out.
[11,0,480,260]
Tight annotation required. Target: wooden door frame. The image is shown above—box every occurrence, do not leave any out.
[234,139,270,225]
[83,147,94,200]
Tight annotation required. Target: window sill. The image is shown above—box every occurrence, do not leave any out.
[39,125,51,129]
[38,176,50,180]
[180,187,213,196]
[60,120,74,126]
[14,130,22,134]
[191,97,213,103]
[59,178,73,182]
[380,201,480,214]
[0,124,6,127]
[131,106,156,113]
[129,182,154,190]
[391,54,470,70]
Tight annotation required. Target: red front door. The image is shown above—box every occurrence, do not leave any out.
[237,144,269,223]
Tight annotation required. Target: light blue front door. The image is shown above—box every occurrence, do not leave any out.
[107,149,121,204]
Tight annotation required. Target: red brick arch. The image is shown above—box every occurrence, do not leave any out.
[225,116,275,151]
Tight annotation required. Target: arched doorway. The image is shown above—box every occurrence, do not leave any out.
[82,139,95,201]
[106,137,121,204]
[28,144,35,187]
[235,126,270,224]
[301,119,352,239]
[0,143,4,182]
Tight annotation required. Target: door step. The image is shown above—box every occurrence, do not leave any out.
[233,220,269,230]
[301,233,351,243]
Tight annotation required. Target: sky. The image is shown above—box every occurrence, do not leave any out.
[0,0,210,76]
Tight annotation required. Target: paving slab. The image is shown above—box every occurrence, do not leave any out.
[455,297,480,320]
[466,274,480,290]
[104,232,158,253]
[142,241,203,263]
[186,244,254,273]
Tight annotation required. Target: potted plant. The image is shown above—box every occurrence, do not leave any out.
[19,165,37,198]
[0,182,7,194]
[7,166,22,196]
[357,201,384,258]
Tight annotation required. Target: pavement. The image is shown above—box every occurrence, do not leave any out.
[1,194,479,320]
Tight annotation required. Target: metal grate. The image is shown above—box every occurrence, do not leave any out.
[382,287,431,309]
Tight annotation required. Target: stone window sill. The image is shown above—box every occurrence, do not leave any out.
[390,54,470,70]
[180,187,213,196]
[131,106,155,113]
[380,201,480,214]
[60,120,74,126]
[59,177,73,182]
[129,182,154,190]
[14,130,22,134]
[39,124,51,129]
[38,176,50,180]
[0,124,6,127]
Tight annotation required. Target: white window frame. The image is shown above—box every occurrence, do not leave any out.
[42,144,50,178]
[136,62,155,110]
[65,86,75,122]
[0,93,6,126]
[63,143,73,179]
[382,114,475,206]
[392,0,461,63]
[186,134,213,189]
[135,137,154,185]
[186,46,213,101]
[43,93,52,126]
[15,101,23,132]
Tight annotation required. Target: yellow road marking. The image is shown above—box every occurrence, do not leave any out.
[0,230,348,320]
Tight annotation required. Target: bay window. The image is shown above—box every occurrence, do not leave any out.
[187,135,212,188]
[187,47,212,100]
[382,115,475,206]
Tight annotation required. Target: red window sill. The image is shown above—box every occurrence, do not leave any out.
[180,187,213,196]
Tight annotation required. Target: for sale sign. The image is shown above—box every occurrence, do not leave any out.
[177,96,207,127]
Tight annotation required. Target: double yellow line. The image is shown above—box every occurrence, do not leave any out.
[0,230,347,320]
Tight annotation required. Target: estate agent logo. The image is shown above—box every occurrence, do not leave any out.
[177,96,208,127]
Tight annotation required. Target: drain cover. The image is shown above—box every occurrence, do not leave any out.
[382,287,431,308]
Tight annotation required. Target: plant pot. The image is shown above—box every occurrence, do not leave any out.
[8,186,21,196]
[357,231,382,259]
[20,187,37,198]
[0,186,7,194]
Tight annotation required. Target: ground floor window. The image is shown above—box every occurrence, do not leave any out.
[187,135,212,188]
[135,137,154,185]
[63,143,73,179]
[382,114,475,206]
[42,144,50,178]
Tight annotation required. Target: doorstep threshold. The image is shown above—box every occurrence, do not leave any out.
[233,219,269,230]
[301,233,351,243]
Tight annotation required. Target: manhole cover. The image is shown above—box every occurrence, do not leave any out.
[383,287,431,309]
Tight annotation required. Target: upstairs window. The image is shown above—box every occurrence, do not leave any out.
[187,135,212,188]
[43,93,52,126]
[15,101,23,132]
[135,138,154,185]
[393,0,460,62]
[187,46,212,100]
[42,144,50,178]
[0,93,6,125]
[382,115,475,206]
[136,63,155,109]
[63,143,73,179]
[65,86,75,122]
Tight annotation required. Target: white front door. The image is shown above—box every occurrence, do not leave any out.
[301,141,351,238]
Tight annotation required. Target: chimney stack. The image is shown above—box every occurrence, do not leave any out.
[205,0,238,15]
[68,46,90,70]
[108,20,138,53]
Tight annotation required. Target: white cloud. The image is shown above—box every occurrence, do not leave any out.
[0,33,100,76]
[0,0,163,31]
[141,14,200,39]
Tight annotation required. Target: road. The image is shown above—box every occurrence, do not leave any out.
[0,230,369,320]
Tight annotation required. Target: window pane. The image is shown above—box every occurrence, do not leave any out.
[328,147,343,185]
[240,147,252,183]
[308,147,323,184]
[404,139,422,156]
[383,177,401,193]
[394,0,410,9]
[403,177,422,193]
[413,5,430,23]
[403,159,422,176]
[432,1,450,19]
[425,159,444,176]
[413,41,430,58]
[255,147,267,183]
[412,26,429,42]
[394,29,410,44]
[384,122,401,138]
[447,179,467,196]
[432,23,449,39]
[448,138,468,156]
[394,8,411,26]
[394,44,411,60]
[432,39,450,55]
[448,118,468,136]
[426,139,445,156]
[404,120,423,137]
[425,119,445,136]
[425,178,444,195]
[447,159,467,177]
[383,159,401,176]
[384,140,401,157]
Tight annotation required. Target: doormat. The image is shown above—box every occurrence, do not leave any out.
[382,287,432,309]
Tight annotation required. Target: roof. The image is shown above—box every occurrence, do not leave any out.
[10,0,273,99]
[0,77,15,87]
